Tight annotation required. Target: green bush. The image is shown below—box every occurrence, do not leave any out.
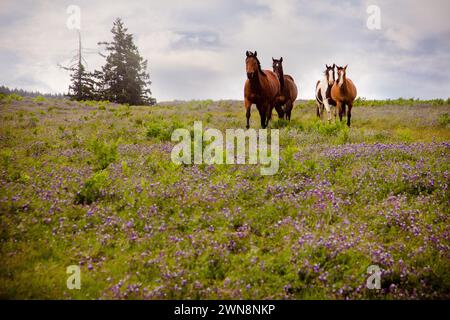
[89,138,119,171]
[146,119,184,141]
[271,119,289,129]
[75,170,110,205]
[0,149,13,168]
[33,96,46,104]
[438,113,450,126]
[3,93,23,103]
[310,120,347,136]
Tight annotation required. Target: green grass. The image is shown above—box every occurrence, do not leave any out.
[0,97,449,299]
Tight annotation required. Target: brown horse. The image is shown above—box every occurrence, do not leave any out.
[272,57,298,121]
[331,65,357,126]
[244,51,281,129]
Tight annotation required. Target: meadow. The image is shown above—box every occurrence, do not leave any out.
[0,94,449,299]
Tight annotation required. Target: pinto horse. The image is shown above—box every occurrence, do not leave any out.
[315,64,336,122]
[244,51,281,129]
[272,57,298,121]
[331,65,357,127]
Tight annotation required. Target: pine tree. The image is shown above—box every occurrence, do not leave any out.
[68,63,97,100]
[98,18,154,105]
[62,31,97,101]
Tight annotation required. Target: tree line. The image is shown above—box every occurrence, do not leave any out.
[0,86,65,99]
[66,18,156,105]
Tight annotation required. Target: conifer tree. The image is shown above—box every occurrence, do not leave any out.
[98,18,154,105]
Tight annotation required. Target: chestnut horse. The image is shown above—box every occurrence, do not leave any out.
[331,65,357,126]
[244,51,281,129]
[315,64,336,122]
[272,57,298,121]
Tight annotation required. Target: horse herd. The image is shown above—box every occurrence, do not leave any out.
[244,50,357,128]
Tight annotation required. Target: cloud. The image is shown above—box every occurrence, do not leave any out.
[0,0,449,100]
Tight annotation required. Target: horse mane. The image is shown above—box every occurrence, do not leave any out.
[253,56,267,78]
[278,71,285,88]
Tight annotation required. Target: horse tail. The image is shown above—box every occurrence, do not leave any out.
[315,81,322,104]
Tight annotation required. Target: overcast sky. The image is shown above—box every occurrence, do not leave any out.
[1,0,449,101]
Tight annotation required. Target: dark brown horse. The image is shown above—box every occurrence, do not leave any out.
[331,65,357,126]
[272,57,298,121]
[244,51,281,129]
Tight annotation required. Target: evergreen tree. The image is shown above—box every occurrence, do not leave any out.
[98,18,154,105]
[68,63,97,100]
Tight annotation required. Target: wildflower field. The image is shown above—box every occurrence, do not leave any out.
[0,95,449,299]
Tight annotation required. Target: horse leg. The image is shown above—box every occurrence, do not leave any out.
[324,99,332,123]
[265,103,273,128]
[341,103,347,122]
[286,100,293,121]
[347,103,352,127]
[337,102,343,122]
[275,102,284,119]
[317,102,324,119]
[257,104,266,129]
[316,102,321,118]
[245,98,252,129]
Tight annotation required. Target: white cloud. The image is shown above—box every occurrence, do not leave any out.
[0,0,449,100]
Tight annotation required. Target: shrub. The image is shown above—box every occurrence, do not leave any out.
[3,93,23,103]
[438,113,449,126]
[75,170,110,205]
[33,96,46,104]
[310,120,347,136]
[89,138,119,171]
[271,119,289,129]
[146,119,184,141]
[0,149,13,168]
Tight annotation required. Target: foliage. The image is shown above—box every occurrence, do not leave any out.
[97,18,154,106]
[88,138,119,171]
[0,98,449,299]
[74,170,110,205]
[67,63,99,101]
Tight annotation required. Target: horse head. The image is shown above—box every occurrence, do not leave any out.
[272,57,284,77]
[336,64,348,87]
[324,64,335,86]
[246,50,266,80]
[272,57,284,87]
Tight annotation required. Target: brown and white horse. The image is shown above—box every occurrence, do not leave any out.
[272,57,298,121]
[244,51,281,129]
[331,65,357,127]
[315,64,336,122]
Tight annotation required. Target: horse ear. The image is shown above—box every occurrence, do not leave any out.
[254,51,257,57]
[246,51,250,57]
[344,64,348,70]
[326,64,329,68]
[280,57,283,63]
[333,64,336,68]
[272,57,275,62]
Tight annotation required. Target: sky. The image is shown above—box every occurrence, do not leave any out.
[0,0,449,101]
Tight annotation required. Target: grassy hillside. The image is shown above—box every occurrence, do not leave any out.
[0,96,449,299]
